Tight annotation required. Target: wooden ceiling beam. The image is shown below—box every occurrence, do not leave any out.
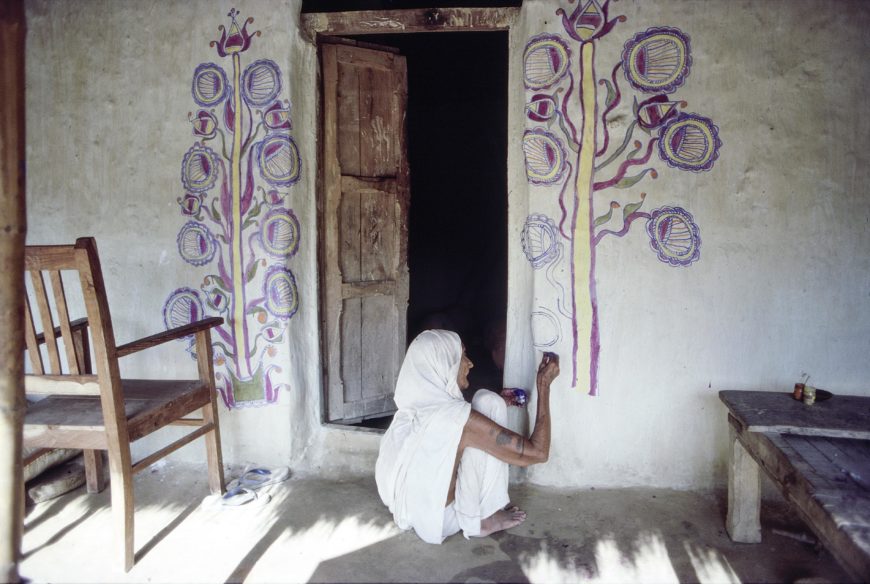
[301,7,519,41]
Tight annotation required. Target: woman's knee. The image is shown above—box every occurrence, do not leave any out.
[471,389,507,423]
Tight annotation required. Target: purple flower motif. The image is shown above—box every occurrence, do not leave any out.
[263,266,299,320]
[258,134,301,187]
[263,188,285,206]
[556,0,623,43]
[181,143,219,192]
[526,93,559,123]
[522,130,568,185]
[177,221,217,266]
[210,8,260,57]
[622,27,692,93]
[178,192,203,216]
[646,206,701,267]
[242,60,282,107]
[263,101,292,131]
[523,34,571,90]
[201,275,229,313]
[190,109,218,138]
[192,63,228,107]
[522,214,561,269]
[635,94,682,131]
[657,113,722,172]
[260,208,300,259]
[261,323,284,343]
[163,287,205,335]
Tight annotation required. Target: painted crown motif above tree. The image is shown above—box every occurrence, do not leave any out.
[210,8,259,57]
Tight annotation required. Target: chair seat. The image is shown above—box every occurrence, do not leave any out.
[25,379,210,447]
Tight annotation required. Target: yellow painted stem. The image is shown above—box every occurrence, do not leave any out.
[573,42,597,393]
[230,52,248,378]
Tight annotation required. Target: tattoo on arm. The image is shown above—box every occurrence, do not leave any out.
[495,430,512,447]
[495,431,525,456]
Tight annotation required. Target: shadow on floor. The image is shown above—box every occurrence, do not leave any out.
[20,464,856,584]
[308,484,854,584]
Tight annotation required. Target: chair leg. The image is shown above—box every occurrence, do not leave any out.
[106,451,135,572]
[202,400,225,494]
[83,450,106,493]
[195,329,225,495]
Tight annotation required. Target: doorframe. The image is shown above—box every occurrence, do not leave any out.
[303,7,520,425]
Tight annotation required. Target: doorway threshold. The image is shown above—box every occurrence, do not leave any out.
[324,414,394,434]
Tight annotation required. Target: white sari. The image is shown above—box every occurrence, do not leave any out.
[375,330,471,543]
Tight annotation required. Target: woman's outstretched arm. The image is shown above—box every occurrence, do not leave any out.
[459,353,560,467]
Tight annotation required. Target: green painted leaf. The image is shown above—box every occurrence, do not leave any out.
[245,259,262,283]
[623,198,646,219]
[595,121,637,172]
[214,276,231,291]
[603,80,616,109]
[558,117,580,152]
[594,206,615,227]
[614,168,655,189]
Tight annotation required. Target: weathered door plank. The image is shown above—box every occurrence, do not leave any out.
[321,41,408,422]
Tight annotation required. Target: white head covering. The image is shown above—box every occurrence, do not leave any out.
[376,329,472,543]
[394,329,465,409]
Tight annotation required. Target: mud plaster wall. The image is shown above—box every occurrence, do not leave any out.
[23,0,870,489]
[507,0,870,488]
[23,0,380,475]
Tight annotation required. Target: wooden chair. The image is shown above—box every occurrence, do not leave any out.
[23,237,225,571]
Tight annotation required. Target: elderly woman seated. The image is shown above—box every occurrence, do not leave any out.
[376,329,559,542]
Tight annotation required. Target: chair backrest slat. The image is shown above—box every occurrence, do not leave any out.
[25,238,125,422]
[24,242,109,381]
[49,270,81,375]
[23,294,44,375]
[29,269,62,375]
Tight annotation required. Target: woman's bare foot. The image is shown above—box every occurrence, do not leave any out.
[477,505,527,537]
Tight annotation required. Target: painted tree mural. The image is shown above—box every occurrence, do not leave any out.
[521,1,722,394]
[165,8,302,408]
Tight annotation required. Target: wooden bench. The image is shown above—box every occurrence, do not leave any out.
[720,390,870,581]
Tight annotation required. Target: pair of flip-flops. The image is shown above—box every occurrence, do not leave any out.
[202,486,271,509]
[227,466,290,491]
[202,466,290,509]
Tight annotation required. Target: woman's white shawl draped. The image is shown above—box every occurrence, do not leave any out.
[375,330,471,544]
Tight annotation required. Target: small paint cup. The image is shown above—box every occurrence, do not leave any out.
[793,383,805,401]
[512,388,528,406]
[803,385,816,405]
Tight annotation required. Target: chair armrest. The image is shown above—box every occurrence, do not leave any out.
[115,317,224,358]
[35,317,89,344]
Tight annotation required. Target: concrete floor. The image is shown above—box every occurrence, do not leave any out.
[20,461,854,583]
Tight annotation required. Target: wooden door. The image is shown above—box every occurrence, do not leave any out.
[321,42,409,423]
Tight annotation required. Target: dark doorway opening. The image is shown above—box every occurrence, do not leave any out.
[353,31,509,397]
